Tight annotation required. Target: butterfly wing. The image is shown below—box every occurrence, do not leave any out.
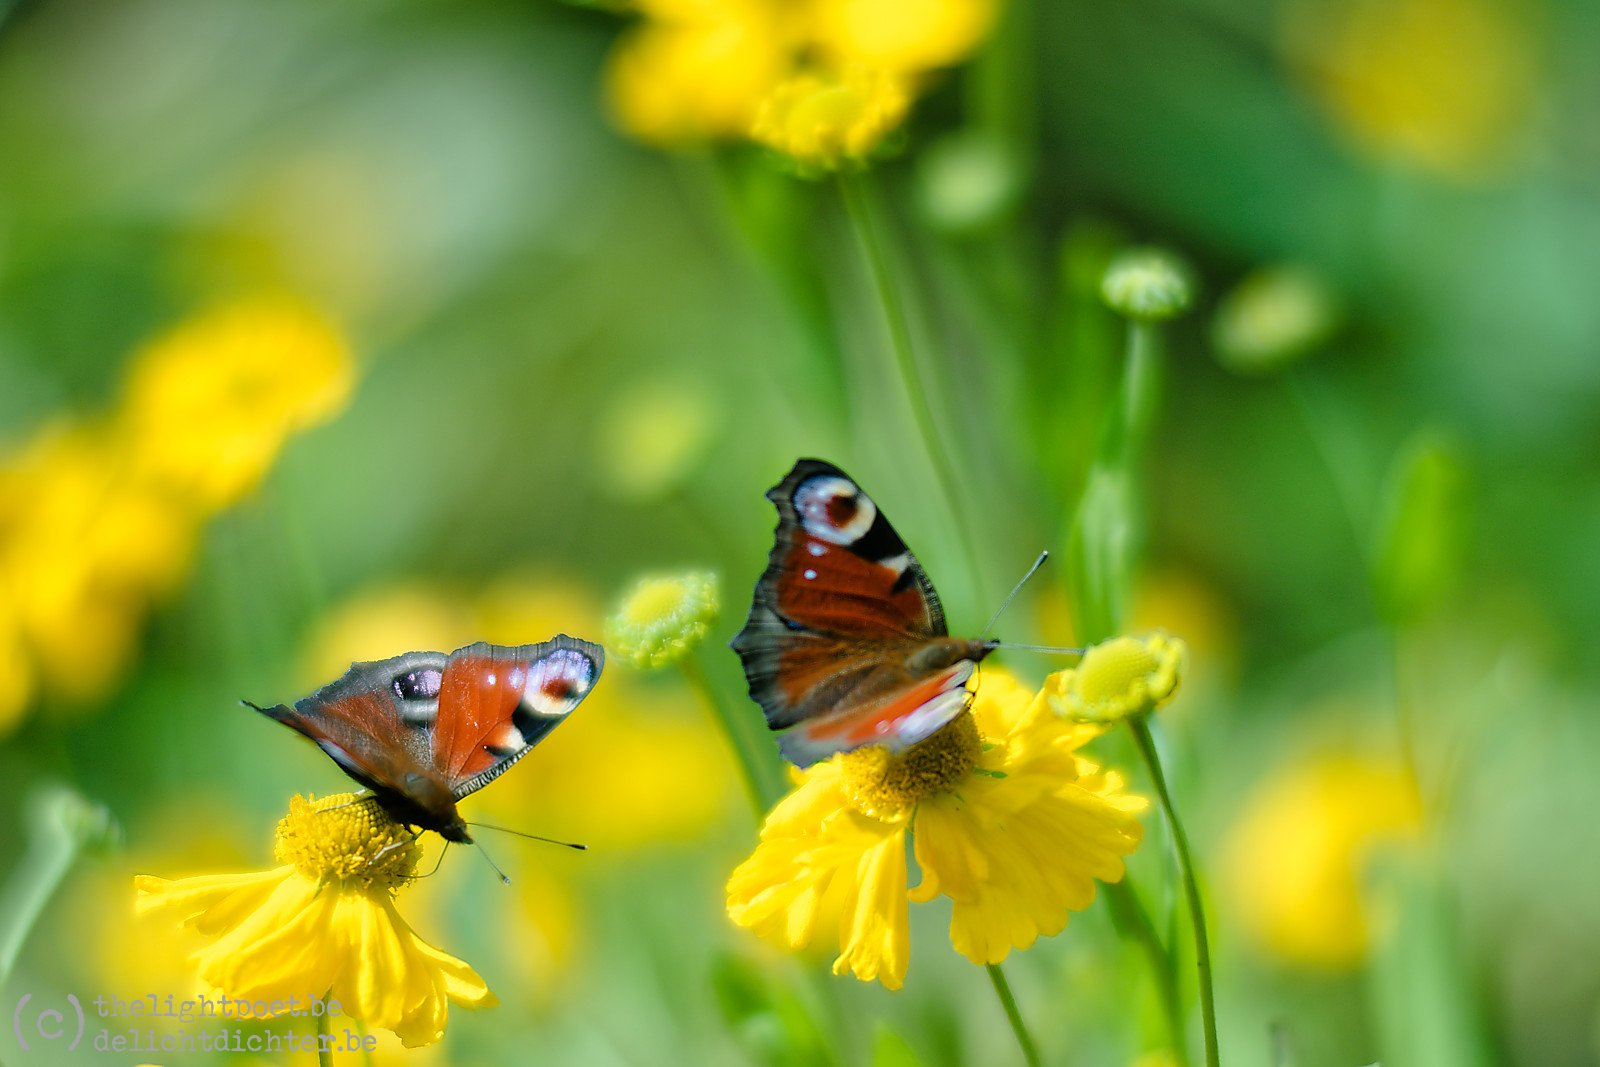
[250,650,452,822]
[249,636,603,832]
[731,459,992,767]
[430,636,604,798]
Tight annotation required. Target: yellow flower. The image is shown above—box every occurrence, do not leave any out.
[120,296,355,509]
[605,571,720,669]
[751,67,911,170]
[727,672,1145,988]
[1222,752,1421,968]
[0,425,195,722]
[605,1,792,145]
[136,794,495,1047]
[1281,0,1538,180]
[810,0,997,71]
[1046,633,1186,725]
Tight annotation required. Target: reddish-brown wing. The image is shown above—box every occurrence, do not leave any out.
[731,459,994,767]
[247,637,603,835]
[431,637,603,797]
[251,650,446,800]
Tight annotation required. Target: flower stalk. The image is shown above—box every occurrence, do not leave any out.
[1129,713,1219,1067]
[0,785,116,986]
[987,963,1043,1067]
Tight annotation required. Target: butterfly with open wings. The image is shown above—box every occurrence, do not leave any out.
[731,459,997,767]
[246,636,603,843]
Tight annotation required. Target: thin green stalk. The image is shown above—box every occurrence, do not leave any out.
[1104,878,1190,1067]
[986,963,1043,1067]
[317,1005,334,1067]
[837,171,988,604]
[680,652,783,818]
[1128,714,1219,1067]
[1119,321,1157,460]
[0,786,113,987]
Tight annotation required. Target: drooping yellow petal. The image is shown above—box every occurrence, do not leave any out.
[727,766,911,987]
[914,769,1144,965]
[135,795,493,1047]
[911,675,1147,966]
[832,822,910,989]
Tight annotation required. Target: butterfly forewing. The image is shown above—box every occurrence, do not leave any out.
[434,637,603,798]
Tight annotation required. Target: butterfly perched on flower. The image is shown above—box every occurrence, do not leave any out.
[731,459,997,767]
[246,637,603,843]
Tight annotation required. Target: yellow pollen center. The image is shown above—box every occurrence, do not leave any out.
[273,793,419,893]
[1077,637,1160,705]
[624,578,688,625]
[839,713,981,819]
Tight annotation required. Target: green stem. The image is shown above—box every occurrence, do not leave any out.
[317,1004,334,1067]
[1129,714,1219,1067]
[1104,878,1190,1067]
[680,652,782,818]
[838,171,988,605]
[986,963,1043,1067]
[0,786,113,987]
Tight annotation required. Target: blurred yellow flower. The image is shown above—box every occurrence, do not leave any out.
[605,571,720,669]
[1045,632,1185,725]
[811,0,997,71]
[0,296,355,733]
[727,672,1144,988]
[1222,751,1421,968]
[136,794,495,1047]
[300,583,477,689]
[596,376,719,503]
[120,296,355,509]
[0,425,195,721]
[751,67,910,169]
[1283,0,1538,179]
[603,0,996,157]
[605,1,792,145]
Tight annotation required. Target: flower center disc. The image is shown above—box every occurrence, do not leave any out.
[275,793,419,892]
[840,713,981,819]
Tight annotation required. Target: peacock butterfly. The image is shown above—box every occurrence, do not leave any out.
[731,459,997,767]
[246,637,603,842]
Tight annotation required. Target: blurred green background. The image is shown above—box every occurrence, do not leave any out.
[2,0,1597,1064]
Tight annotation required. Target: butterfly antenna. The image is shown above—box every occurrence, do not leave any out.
[980,550,1052,640]
[990,642,1089,655]
[413,841,450,880]
[471,838,513,886]
[466,822,587,851]
[980,551,1090,655]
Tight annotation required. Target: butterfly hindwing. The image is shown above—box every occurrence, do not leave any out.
[732,459,994,766]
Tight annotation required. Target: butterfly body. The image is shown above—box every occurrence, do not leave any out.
[732,459,996,767]
[248,636,603,842]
